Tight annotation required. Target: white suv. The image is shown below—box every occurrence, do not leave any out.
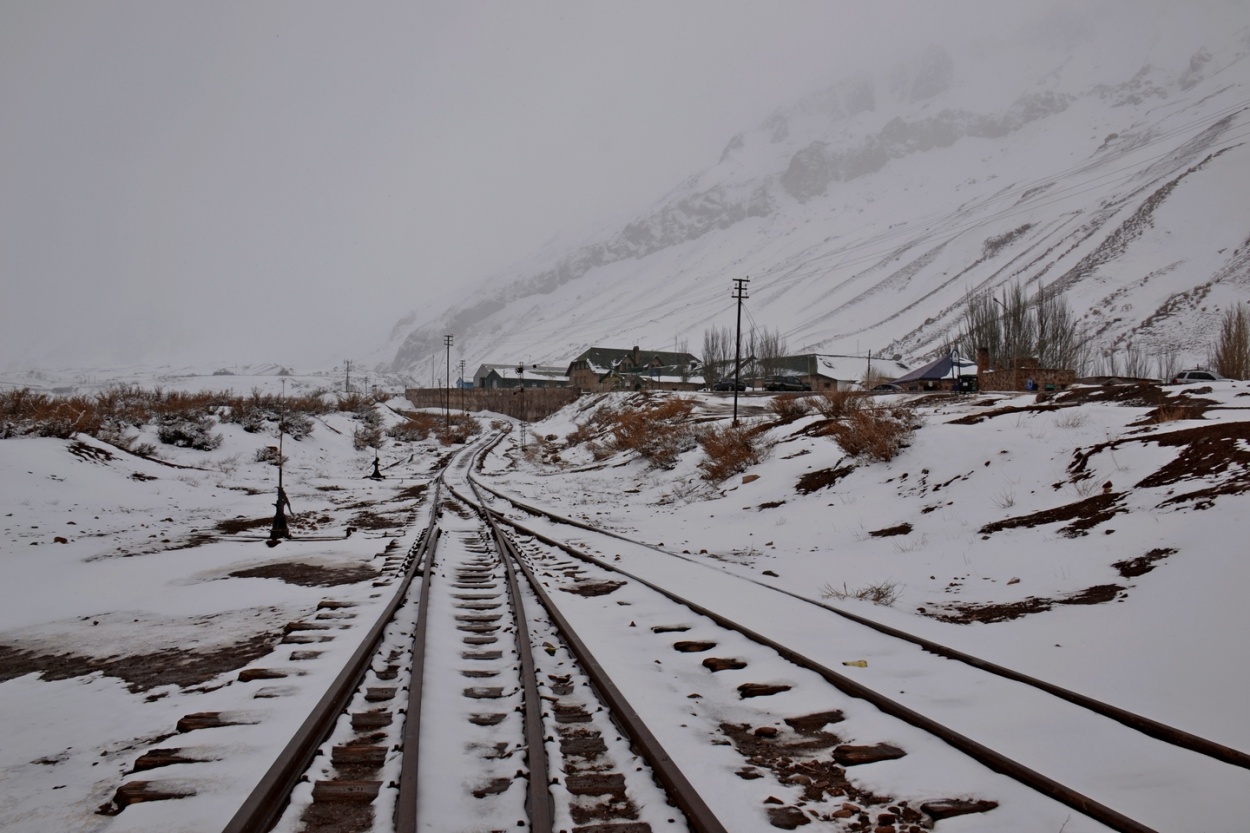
[1170,369,1226,384]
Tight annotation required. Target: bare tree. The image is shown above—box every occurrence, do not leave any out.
[701,326,733,387]
[740,325,760,387]
[756,327,788,380]
[1154,347,1181,384]
[675,336,691,382]
[957,282,1088,373]
[1211,304,1250,380]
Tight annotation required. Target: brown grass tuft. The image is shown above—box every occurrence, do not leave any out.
[768,394,812,422]
[823,402,916,462]
[435,413,482,445]
[697,422,771,482]
[811,388,868,419]
[565,393,697,468]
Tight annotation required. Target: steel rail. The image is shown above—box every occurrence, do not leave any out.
[487,500,555,833]
[221,474,445,833]
[478,503,1159,833]
[393,485,442,833]
[471,476,1250,770]
[457,479,730,833]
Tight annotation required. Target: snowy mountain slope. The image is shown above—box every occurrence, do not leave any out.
[386,11,1250,376]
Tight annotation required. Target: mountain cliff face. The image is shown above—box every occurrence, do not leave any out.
[386,13,1250,378]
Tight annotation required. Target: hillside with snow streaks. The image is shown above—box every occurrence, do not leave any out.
[387,16,1250,374]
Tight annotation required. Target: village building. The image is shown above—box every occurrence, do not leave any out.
[888,353,980,392]
[472,363,570,389]
[566,346,702,392]
[765,354,912,391]
[975,349,1076,393]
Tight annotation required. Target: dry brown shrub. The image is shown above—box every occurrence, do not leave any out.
[2,384,336,444]
[768,394,811,421]
[565,420,598,447]
[435,413,482,445]
[568,394,696,467]
[1149,405,1193,424]
[608,395,696,467]
[697,422,770,482]
[389,411,440,442]
[826,402,916,462]
[821,580,902,606]
[811,388,867,419]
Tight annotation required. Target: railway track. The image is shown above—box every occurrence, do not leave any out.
[198,433,712,833]
[95,421,1250,832]
[465,450,1250,833]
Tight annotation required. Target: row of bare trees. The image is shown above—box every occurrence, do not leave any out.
[948,284,1247,382]
[699,284,1247,387]
[700,326,788,387]
[949,283,1089,373]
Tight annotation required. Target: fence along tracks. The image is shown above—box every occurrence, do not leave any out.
[467,472,1250,833]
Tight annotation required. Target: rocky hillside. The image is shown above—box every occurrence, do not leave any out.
[386,11,1250,377]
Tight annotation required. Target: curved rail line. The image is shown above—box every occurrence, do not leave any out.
[472,476,1250,770]
[467,468,1250,833]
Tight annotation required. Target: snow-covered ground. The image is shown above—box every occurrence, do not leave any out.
[2,374,1248,831]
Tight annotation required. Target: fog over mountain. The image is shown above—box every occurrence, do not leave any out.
[384,5,1250,380]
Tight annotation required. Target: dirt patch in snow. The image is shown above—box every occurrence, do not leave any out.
[216,515,272,534]
[947,402,1064,425]
[1054,382,1187,409]
[230,561,380,587]
[1068,420,1250,508]
[347,508,409,530]
[0,631,281,692]
[979,492,1126,537]
[869,522,912,538]
[1115,547,1177,577]
[949,382,1217,426]
[796,464,856,494]
[923,583,1125,624]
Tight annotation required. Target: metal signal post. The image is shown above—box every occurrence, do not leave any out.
[268,380,291,543]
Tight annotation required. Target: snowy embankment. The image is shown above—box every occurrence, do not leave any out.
[0,377,1247,831]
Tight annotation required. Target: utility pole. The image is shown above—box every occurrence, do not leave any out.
[459,359,467,414]
[732,277,750,425]
[517,364,526,449]
[444,335,453,430]
[344,360,351,394]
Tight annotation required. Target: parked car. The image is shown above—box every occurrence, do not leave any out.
[712,379,745,391]
[1170,369,1226,384]
[763,376,811,392]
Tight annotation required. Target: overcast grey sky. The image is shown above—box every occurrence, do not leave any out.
[0,1,1202,371]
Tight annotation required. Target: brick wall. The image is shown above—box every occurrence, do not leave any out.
[405,387,581,422]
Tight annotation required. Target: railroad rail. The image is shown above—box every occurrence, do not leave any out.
[213,431,716,833]
[465,457,1250,833]
[98,419,1250,833]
